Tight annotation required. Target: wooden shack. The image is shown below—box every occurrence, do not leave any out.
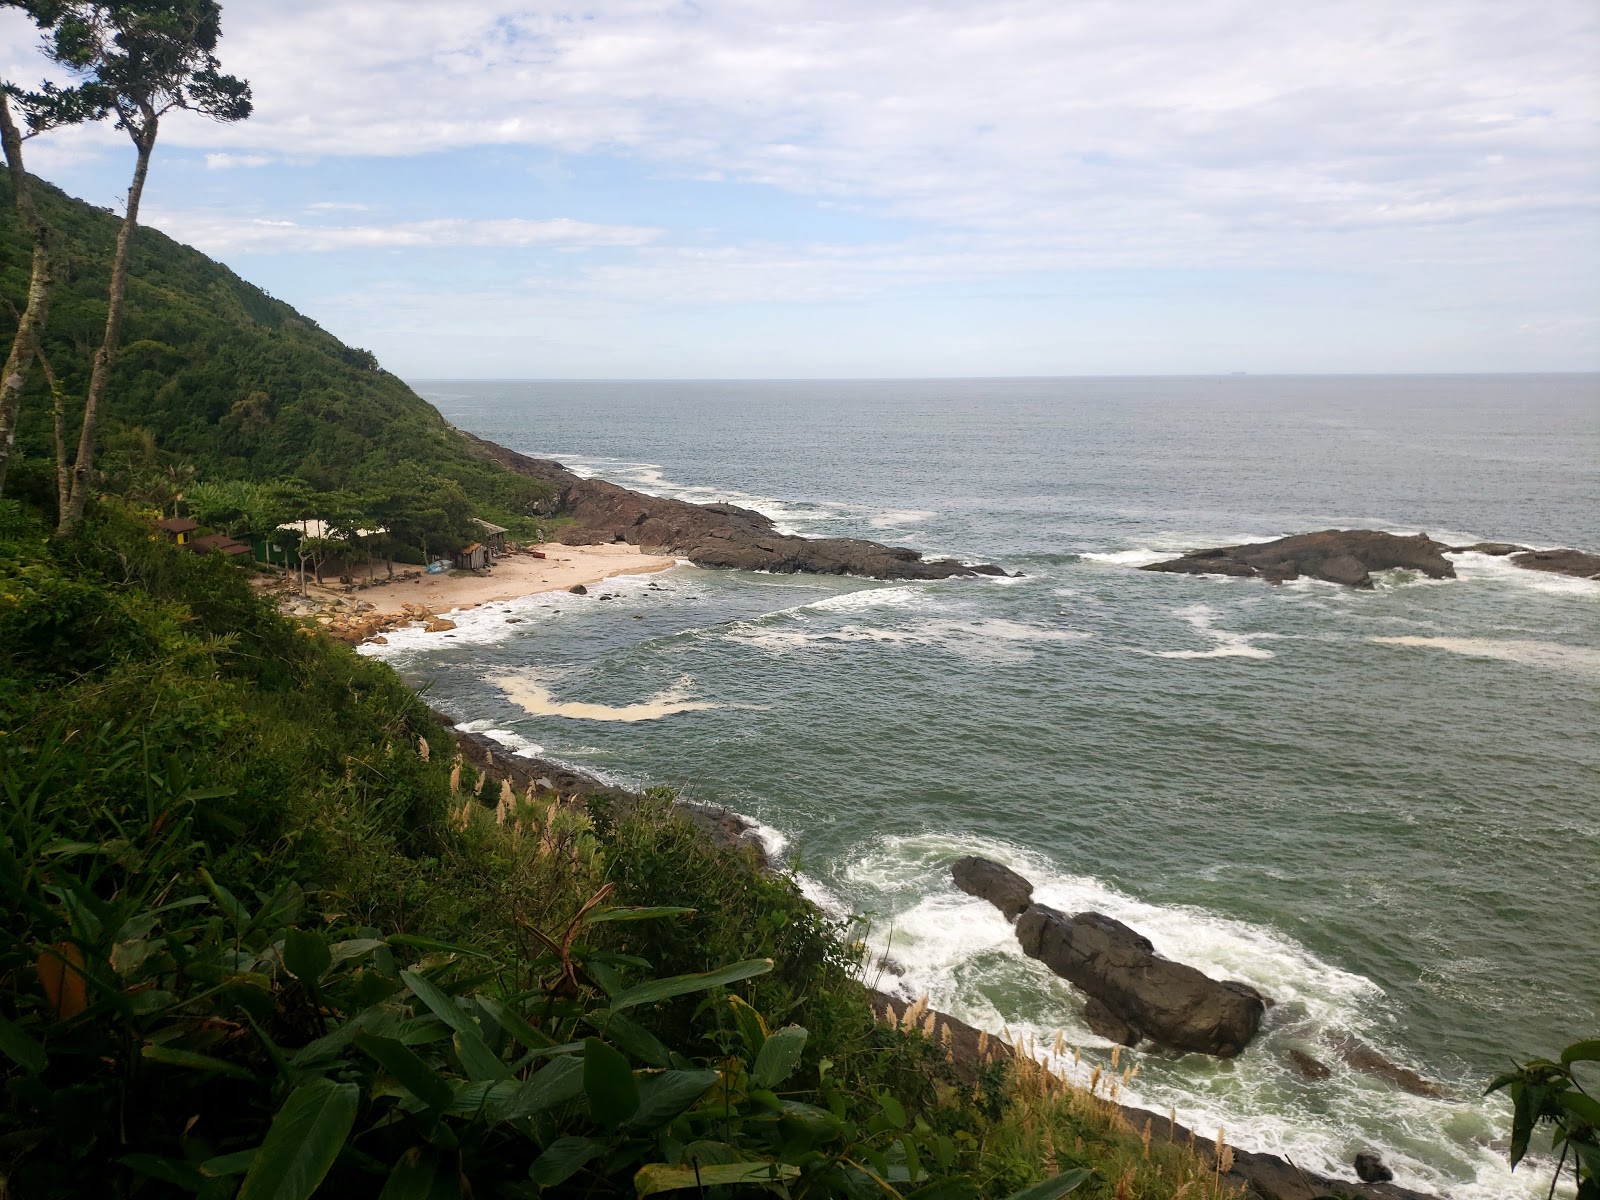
[156,517,199,546]
[470,518,508,554]
[454,542,489,571]
[190,533,251,559]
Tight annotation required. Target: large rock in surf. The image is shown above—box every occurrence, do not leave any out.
[1510,547,1600,580]
[951,856,1035,919]
[1141,530,1455,589]
[1327,1035,1445,1098]
[458,428,1009,581]
[1015,906,1266,1057]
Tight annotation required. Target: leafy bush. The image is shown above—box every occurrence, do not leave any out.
[1488,1039,1599,1199]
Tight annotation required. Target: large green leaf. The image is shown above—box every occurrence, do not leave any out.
[751,1025,807,1090]
[1001,1168,1093,1200]
[378,1146,457,1200]
[584,905,696,924]
[237,1079,359,1200]
[584,1037,640,1130]
[530,1136,606,1186]
[453,1025,513,1083]
[501,1055,586,1120]
[635,1161,799,1195]
[142,1042,256,1081]
[0,1015,47,1074]
[355,1033,454,1111]
[1562,1040,1600,1067]
[608,959,773,1013]
[477,996,555,1051]
[591,1011,670,1068]
[400,970,471,1033]
[282,929,331,987]
[624,1069,720,1132]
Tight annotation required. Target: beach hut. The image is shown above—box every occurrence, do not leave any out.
[470,518,508,555]
[191,533,252,559]
[156,517,199,546]
[454,543,489,571]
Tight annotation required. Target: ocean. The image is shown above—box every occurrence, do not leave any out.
[368,375,1599,1199]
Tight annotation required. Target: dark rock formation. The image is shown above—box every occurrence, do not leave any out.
[1014,906,1265,1057]
[1511,547,1600,580]
[951,856,1035,920]
[1141,530,1456,589]
[1083,995,1140,1046]
[866,991,1439,1200]
[1356,1152,1396,1184]
[1451,541,1527,556]
[569,583,588,595]
[458,428,1009,581]
[1288,1048,1332,1080]
[1327,1035,1445,1099]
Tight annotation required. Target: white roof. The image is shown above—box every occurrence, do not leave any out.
[276,519,387,539]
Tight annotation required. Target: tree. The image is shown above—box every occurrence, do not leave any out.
[0,0,104,498]
[23,0,250,533]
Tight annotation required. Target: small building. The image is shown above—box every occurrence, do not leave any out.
[191,533,252,559]
[470,518,508,555]
[156,517,199,546]
[454,542,489,571]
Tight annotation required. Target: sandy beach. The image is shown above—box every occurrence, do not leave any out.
[357,543,676,613]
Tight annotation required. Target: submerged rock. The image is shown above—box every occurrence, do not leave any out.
[1510,547,1600,580]
[1141,530,1456,589]
[1014,907,1265,1057]
[1451,541,1528,556]
[1327,1035,1445,1098]
[1287,1047,1332,1080]
[951,856,1035,920]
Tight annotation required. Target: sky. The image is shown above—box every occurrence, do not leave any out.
[4,0,1598,378]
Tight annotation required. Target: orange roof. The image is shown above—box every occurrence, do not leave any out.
[157,517,199,533]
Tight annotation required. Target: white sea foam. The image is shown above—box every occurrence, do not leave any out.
[1136,603,1281,659]
[804,585,933,613]
[1371,635,1600,676]
[491,671,734,722]
[1447,550,1600,598]
[867,509,936,529]
[457,725,546,758]
[727,616,1090,661]
[826,831,1541,1200]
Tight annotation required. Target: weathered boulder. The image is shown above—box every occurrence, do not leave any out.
[1141,530,1455,589]
[1355,1153,1395,1184]
[951,856,1035,920]
[1014,907,1265,1057]
[457,429,1010,581]
[424,618,457,632]
[1451,541,1528,556]
[1510,547,1600,580]
[569,583,588,595]
[1083,996,1140,1046]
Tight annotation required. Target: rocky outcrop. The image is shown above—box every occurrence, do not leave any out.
[1450,541,1527,556]
[1510,547,1600,580]
[866,991,1439,1200]
[951,856,1035,919]
[1015,906,1265,1057]
[1141,530,1455,589]
[1287,1048,1332,1080]
[457,428,1008,581]
[1356,1152,1396,1184]
[1327,1035,1444,1098]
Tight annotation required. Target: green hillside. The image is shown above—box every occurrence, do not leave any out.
[0,174,547,523]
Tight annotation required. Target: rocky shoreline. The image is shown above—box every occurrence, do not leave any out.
[461,428,1011,580]
[1141,528,1600,588]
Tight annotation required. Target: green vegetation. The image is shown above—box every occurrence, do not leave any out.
[1487,1039,1599,1200]
[0,171,552,534]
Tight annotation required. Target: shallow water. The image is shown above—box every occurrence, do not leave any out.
[373,375,1599,1198]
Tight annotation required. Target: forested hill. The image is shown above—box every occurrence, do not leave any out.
[0,173,545,519]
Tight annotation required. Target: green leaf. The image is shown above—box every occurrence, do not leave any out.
[1558,1089,1600,1126]
[609,959,773,1013]
[282,928,331,986]
[387,934,491,960]
[477,996,555,1052]
[624,1069,720,1132]
[584,906,695,924]
[584,1037,640,1130]
[1001,1168,1093,1200]
[0,1015,47,1074]
[752,1025,807,1090]
[727,995,769,1057]
[355,1033,454,1111]
[379,1146,455,1200]
[501,1055,586,1120]
[199,867,251,933]
[453,1024,513,1083]
[530,1136,606,1186]
[141,1043,256,1081]
[877,1092,907,1131]
[635,1161,800,1195]
[400,970,471,1032]
[591,1011,671,1068]
[199,1150,259,1177]
[1562,1040,1600,1067]
[120,1153,206,1191]
[237,1079,359,1200]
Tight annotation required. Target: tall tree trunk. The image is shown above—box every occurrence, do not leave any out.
[59,120,157,534]
[36,346,72,523]
[0,91,54,498]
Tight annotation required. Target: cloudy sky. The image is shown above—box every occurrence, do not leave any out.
[5,0,1598,377]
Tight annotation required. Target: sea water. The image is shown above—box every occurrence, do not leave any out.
[368,375,1599,1199]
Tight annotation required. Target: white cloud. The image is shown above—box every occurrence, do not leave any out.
[204,152,273,169]
[147,212,661,254]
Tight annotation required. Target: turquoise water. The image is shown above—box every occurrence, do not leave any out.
[374,376,1599,1198]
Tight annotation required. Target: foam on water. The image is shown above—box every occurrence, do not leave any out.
[1447,550,1600,598]
[455,721,545,758]
[1137,604,1282,660]
[727,616,1090,661]
[1371,635,1600,677]
[826,831,1544,1200]
[491,670,734,722]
